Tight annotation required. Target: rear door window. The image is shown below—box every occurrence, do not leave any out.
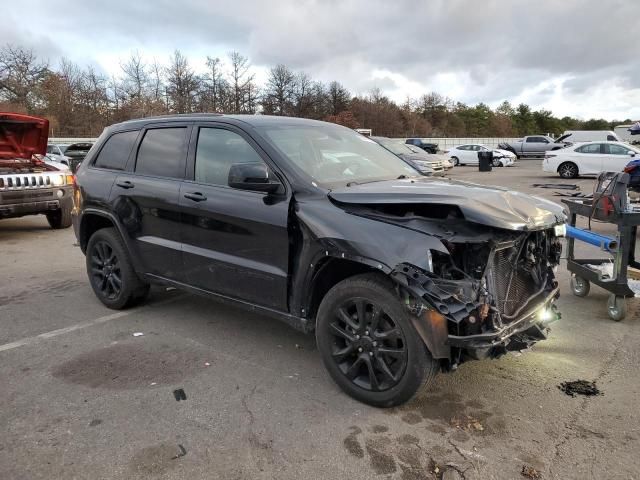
[135,127,187,179]
[575,143,602,154]
[94,130,139,170]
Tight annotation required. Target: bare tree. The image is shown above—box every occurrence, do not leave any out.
[0,45,49,112]
[165,50,200,114]
[263,64,295,115]
[327,81,350,115]
[201,56,228,112]
[227,51,254,114]
[293,72,313,117]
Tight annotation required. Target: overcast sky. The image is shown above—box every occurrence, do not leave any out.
[3,0,639,120]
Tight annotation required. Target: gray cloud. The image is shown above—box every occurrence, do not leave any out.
[3,0,640,119]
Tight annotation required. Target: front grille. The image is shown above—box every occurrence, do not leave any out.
[0,173,61,191]
[491,245,540,318]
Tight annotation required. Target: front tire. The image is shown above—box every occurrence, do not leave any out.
[492,158,502,167]
[451,157,459,166]
[316,273,438,407]
[558,162,579,179]
[86,228,149,309]
[46,204,72,229]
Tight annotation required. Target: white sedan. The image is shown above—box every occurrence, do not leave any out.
[543,141,640,178]
[445,144,515,167]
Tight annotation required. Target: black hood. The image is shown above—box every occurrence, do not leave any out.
[328,177,566,231]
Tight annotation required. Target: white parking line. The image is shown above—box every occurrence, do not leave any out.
[0,295,183,353]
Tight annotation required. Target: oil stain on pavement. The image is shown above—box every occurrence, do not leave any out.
[51,342,207,389]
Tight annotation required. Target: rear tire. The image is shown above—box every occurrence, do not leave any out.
[86,227,150,309]
[46,204,72,229]
[558,162,579,179]
[316,273,438,407]
[451,157,459,166]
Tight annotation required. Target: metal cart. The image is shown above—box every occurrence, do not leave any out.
[563,198,640,321]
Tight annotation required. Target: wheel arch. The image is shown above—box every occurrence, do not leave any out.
[304,256,383,323]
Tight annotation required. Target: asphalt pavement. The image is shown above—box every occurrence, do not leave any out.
[1,161,638,479]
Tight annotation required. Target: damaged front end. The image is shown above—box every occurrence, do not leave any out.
[392,228,563,367]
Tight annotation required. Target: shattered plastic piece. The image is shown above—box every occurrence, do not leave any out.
[150,382,157,386]
[171,444,187,459]
[132,332,144,337]
[558,380,602,397]
[521,464,542,479]
[204,362,210,366]
[173,388,187,401]
[295,344,303,349]
[166,287,176,291]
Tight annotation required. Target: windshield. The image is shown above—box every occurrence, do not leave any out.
[258,124,419,187]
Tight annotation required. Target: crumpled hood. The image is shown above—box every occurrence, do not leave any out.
[328,177,566,231]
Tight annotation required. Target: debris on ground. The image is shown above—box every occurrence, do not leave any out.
[166,287,176,291]
[204,362,210,367]
[171,444,187,459]
[295,344,303,349]
[173,388,187,401]
[558,380,602,397]
[450,414,484,431]
[532,183,579,190]
[521,464,542,479]
[552,191,592,198]
[132,332,144,337]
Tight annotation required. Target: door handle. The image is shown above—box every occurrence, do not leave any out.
[116,180,134,189]
[184,192,207,202]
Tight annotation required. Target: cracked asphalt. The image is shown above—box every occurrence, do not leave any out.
[1,161,638,479]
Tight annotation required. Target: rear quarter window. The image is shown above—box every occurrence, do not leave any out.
[93,131,139,170]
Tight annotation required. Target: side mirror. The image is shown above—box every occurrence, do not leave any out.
[629,151,636,157]
[228,162,281,193]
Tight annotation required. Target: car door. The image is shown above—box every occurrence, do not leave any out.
[110,124,190,280]
[179,123,290,311]
[573,143,603,174]
[603,143,636,172]
[456,145,472,164]
[524,136,549,153]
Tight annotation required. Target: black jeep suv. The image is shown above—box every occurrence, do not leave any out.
[73,114,565,407]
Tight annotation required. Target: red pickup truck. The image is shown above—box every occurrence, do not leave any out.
[0,112,74,228]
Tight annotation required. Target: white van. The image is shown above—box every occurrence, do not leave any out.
[556,130,620,143]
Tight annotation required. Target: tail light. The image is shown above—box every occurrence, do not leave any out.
[624,165,637,173]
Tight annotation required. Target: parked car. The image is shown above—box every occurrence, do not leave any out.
[446,144,515,167]
[73,114,565,407]
[404,144,453,170]
[64,142,94,172]
[46,143,71,165]
[624,157,640,192]
[405,138,438,154]
[543,141,640,178]
[0,113,74,228]
[556,130,620,143]
[370,136,444,176]
[498,135,567,159]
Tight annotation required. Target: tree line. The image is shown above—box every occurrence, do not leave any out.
[0,45,632,138]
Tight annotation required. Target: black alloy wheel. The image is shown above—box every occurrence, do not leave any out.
[316,273,438,407]
[85,227,149,309]
[328,298,408,392]
[89,240,122,300]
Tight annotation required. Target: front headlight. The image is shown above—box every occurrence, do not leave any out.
[51,175,65,186]
[554,224,566,237]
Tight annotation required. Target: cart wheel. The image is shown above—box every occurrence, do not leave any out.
[607,295,627,321]
[570,275,590,297]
